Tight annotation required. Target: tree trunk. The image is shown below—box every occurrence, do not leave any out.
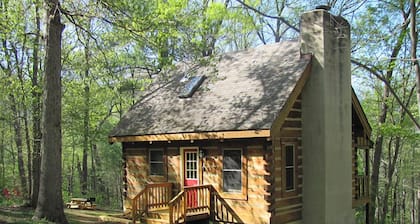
[409,0,420,126]
[380,137,402,223]
[68,136,76,196]
[90,143,96,194]
[30,0,42,208]
[368,16,408,222]
[32,0,67,222]
[391,170,400,222]
[413,144,417,224]
[24,109,32,198]
[0,128,4,188]
[417,189,419,224]
[9,95,27,195]
[413,177,417,223]
[81,34,90,196]
[369,91,388,224]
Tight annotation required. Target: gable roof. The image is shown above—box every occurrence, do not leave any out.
[109,41,312,142]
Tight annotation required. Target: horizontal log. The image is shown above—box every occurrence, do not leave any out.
[110,129,271,143]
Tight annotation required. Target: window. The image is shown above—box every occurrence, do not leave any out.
[283,144,296,192]
[185,151,198,180]
[149,149,164,176]
[223,149,242,192]
[178,75,206,98]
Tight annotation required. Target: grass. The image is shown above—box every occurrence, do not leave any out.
[0,207,131,224]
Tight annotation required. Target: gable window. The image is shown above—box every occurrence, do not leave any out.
[223,149,242,192]
[283,144,296,193]
[149,149,164,176]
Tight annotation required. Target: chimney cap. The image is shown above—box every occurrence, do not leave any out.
[315,5,331,11]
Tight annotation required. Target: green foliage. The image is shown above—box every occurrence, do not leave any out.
[0,1,419,222]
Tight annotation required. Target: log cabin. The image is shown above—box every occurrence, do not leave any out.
[109,8,372,224]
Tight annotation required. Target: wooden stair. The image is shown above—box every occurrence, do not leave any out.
[132,183,242,224]
[139,208,211,224]
[141,208,172,224]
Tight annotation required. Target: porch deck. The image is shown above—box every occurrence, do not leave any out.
[131,183,244,224]
[353,175,370,208]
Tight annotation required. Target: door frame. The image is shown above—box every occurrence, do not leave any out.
[180,147,201,188]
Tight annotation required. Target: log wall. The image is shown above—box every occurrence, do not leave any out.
[270,96,303,224]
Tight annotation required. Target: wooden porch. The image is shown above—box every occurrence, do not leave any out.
[131,183,244,224]
[353,175,370,208]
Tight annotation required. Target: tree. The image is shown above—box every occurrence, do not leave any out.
[409,0,420,124]
[32,0,67,222]
[351,1,420,222]
[30,0,42,208]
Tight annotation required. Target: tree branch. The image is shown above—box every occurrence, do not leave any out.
[235,0,300,33]
[351,58,420,130]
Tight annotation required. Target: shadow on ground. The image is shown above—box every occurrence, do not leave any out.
[0,207,131,224]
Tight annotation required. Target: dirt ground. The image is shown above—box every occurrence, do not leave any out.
[0,207,132,224]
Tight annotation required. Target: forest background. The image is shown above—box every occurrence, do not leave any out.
[0,0,419,223]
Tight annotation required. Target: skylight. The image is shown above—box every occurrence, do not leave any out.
[178,75,206,98]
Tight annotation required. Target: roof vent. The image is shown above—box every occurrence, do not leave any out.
[178,75,206,98]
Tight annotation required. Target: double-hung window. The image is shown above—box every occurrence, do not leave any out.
[223,149,242,192]
[283,144,296,192]
[149,149,164,176]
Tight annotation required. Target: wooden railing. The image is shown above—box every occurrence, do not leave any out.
[131,182,172,224]
[355,175,369,200]
[168,184,243,224]
[211,188,244,224]
[168,191,186,224]
[185,185,211,214]
[353,175,370,207]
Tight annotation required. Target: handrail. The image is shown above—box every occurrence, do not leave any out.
[168,191,186,224]
[132,187,147,224]
[209,185,244,224]
[131,182,172,224]
[135,184,243,224]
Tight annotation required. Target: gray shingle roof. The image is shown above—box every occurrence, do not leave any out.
[110,41,311,137]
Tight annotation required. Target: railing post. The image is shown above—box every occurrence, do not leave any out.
[169,204,173,224]
[184,190,187,223]
[209,187,215,221]
[145,185,149,214]
[132,198,136,224]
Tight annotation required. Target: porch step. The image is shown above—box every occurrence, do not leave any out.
[141,217,170,224]
[141,208,171,224]
[147,208,170,220]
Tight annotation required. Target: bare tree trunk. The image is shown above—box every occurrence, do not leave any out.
[411,146,420,224]
[77,157,83,190]
[30,0,42,208]
[381,137,403,223]
[369,93,388,224]
[24,109,32,198]
[90,144,96,194]
[391,169,400,223]
[0,128,4,188]
[402,189,406,224]
[417,189,419,224]
[409,0,420,124]
[413,177,416,223]
[81,30,91,195]
[32,0,67,222]
[68,136,76,196]
[9,95,27,196]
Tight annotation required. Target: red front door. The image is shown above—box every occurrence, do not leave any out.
[184,149,199,207]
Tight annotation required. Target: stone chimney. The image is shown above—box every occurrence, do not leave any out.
[300,9,353,224]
